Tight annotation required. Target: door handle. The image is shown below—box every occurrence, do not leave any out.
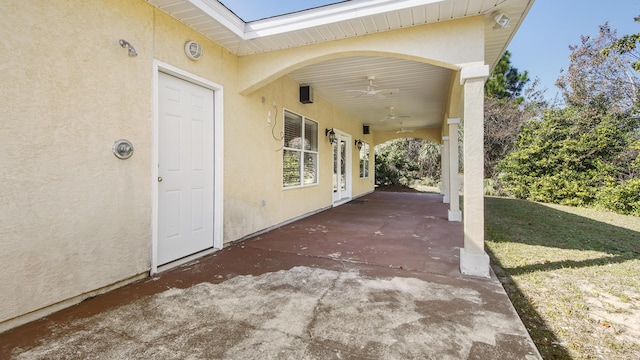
[158,177,163,182]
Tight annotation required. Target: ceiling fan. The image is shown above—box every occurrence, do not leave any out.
[380,107,410,121]
[396,122,414,133]
[346,76,399,99]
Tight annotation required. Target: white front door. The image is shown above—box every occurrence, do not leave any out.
[332,131,352,205]
[157,72,215,265]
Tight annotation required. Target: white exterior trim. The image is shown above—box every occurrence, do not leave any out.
[460,64,490,84]
[460,248,490,278]
[448,210,462,222]
[151,60,225,275]
[245,0,444,39]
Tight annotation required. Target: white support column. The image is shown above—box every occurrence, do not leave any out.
[447,119,461,222]
[460,65,490,278]
[441,136,450,203]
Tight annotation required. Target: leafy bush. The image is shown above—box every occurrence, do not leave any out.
[596,179,640,215]
[497,107,640,212]
[375,139,441,186]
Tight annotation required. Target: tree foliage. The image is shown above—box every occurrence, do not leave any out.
[485,50,530,103]
[556,23,639,112]
[497,19,640,215]
[602,15,640,72]
[483,52,546,180]
[375,138,442,186]
[498,107,640,208]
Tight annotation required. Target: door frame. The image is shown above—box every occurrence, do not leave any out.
[332,129,352,206]
[151,60,224,274]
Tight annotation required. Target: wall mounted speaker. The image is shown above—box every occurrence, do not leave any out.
[363,125,370,134]
[300,85,314,104]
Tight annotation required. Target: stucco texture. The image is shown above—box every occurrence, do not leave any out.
[0,0,375,327]
[0,0,155,325]
[1,0,484,330]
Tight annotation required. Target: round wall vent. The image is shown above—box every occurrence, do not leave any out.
[184,41,203,61]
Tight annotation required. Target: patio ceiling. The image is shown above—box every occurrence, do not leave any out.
[147,0,534,133]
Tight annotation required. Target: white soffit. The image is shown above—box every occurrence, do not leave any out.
[146,0,534,131]
[146,0,534,67]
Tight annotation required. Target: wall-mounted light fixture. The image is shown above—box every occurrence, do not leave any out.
[355,139,364,151]
[493,12,511,29]
[184,40,203,60]
[113,139,134,159]
[119,39,138,57]
[325,128,336,144]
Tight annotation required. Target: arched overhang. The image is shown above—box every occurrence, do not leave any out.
[238,16,485,96]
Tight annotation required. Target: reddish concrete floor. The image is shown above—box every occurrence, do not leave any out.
[0,190,541,359]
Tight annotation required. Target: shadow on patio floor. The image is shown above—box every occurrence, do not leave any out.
[1,190,541,359]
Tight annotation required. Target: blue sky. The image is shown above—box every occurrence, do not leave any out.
[219,0,341,20]
[221,0,639,100]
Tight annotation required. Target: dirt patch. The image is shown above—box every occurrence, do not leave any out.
[578,282,640,345]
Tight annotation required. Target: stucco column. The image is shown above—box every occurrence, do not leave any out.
[441,136,450,203]
[460,65,490,278]
[447,119,461,222]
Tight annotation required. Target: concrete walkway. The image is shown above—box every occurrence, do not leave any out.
[1,190,541,359]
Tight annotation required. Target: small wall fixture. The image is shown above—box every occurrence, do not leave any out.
[493,12,511,29]
[325,128,336,144]
[119,39,138,57]
[355,139,364,151]
[184,40,203,60]
[113,139,134,159]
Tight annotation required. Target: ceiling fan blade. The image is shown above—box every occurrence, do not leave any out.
[378,89,400,94]
[375,93,386,100]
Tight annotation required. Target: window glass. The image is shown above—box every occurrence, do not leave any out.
[284,112,303,149]
[283,110,318,188]
[359,142,370,178]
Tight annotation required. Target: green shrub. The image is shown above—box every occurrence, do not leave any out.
[596,179,640,215]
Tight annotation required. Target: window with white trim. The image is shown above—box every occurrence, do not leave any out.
[359,141,370,178]
[283,110,318,188]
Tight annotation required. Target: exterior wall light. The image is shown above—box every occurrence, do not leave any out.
[119,39,138,57]
[355,139,363,151]
[493,12,511,29]
[325,128,336,144]
[113,139,134,159]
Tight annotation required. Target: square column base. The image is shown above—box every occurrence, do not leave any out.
[460,248,490,278]
[448,210,462,222]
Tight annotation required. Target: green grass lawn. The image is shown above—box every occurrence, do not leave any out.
[485,197,640,359]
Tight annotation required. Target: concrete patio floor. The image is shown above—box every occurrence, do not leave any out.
[1,190,542,359]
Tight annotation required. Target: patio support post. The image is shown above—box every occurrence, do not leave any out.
[447,120,461,222]
[441,136,450,203]
[459,65,490,278]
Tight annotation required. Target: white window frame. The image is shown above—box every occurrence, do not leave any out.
[282,109,319,189]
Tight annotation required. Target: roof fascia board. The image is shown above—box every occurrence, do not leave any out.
[244,0,445,39]
[191,0,246,38]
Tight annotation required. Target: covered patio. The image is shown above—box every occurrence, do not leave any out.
[1,190,541,359]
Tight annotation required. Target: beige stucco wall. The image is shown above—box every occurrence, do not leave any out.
[0,0,155,326]
[0,0,485,329]
[0,0,374,328]
[225,75,375,242]
[238,16,485,95]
